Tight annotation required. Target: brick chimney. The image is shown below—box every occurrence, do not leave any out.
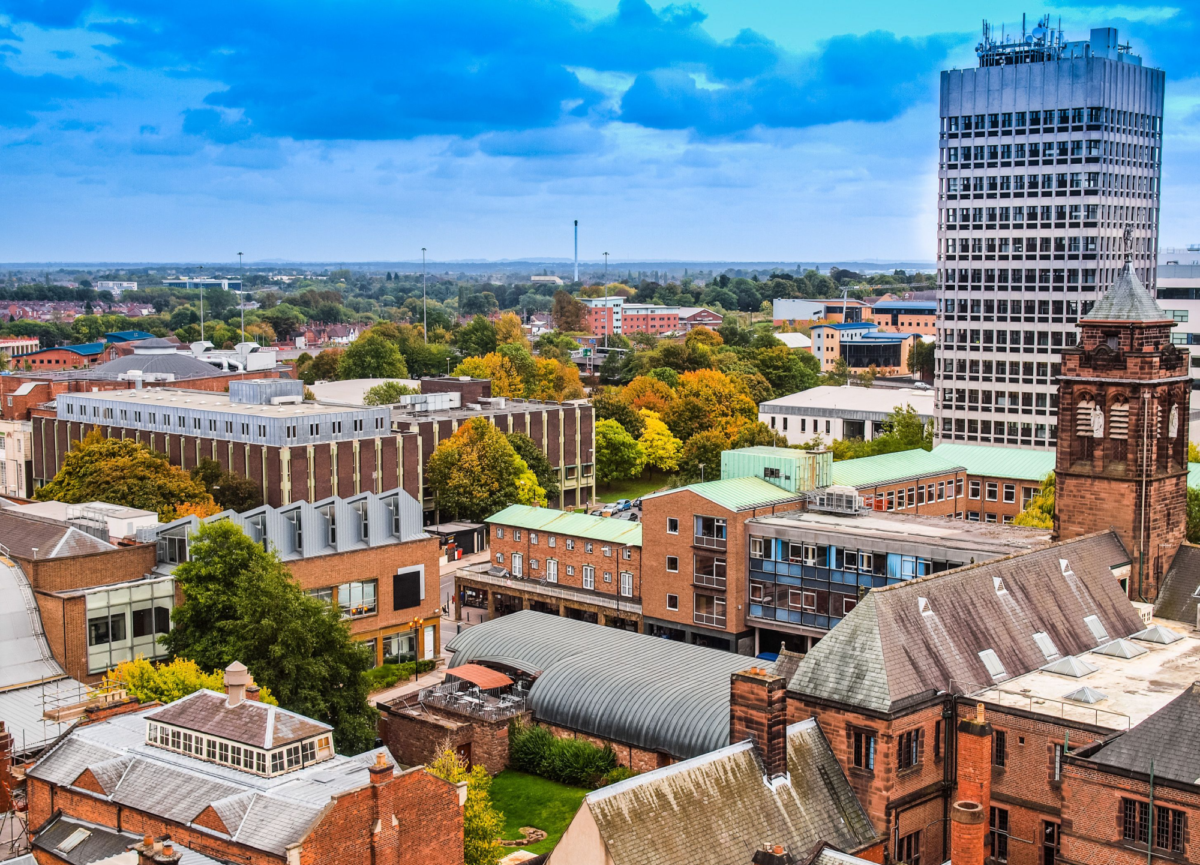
[369,751,393,786]
[224,661,250,708]
[0,721,12,813]
[950,800,986,865]
[730,667,788,782]
[752,844,793,865]
[956,703,993,810]
[246,680,261,702]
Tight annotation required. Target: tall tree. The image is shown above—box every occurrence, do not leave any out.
[427,418,544,521]
[455,315,497,358]
[595,419,643,484]
[551,290,588,332]
[638,409,682,473]
[506,432,561,501]
[678,429,727,483]
[339,333,408,379]
[163,521,378,752]
[907,339,936,380]
[37,430,218,520]
[494,312,530,351]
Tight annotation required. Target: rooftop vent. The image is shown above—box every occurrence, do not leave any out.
[993,577,1007,595]
[1040,655,1099,678]
[918,597,933,616]
[1083,615,1110,645]
[1092,638,1148,659]
[807,486,867,516]
[1130,624,1183,645]
[1063,686,1108,704]
[978,649,1007,681]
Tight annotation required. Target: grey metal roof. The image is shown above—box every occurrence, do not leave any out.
[0,555,67,689]
[1082,261,1170,323]
[27,707,400,856]
[89,351,227,381]
[1153,544,1200,625]
[1088,682,1200,784]
[583,719,878,865]
[788,532,1143,713]
[445,610,755,759]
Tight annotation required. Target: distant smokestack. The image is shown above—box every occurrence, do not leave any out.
[574,220,579,283]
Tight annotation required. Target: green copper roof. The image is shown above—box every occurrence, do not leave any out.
[932,444,1056,482]
[485,505,642,546]
[644,477,805,512]
[1189,462,1200,489]
[830,448,962,488]
[1082,261,1170,323]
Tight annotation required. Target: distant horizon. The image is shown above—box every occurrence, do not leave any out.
[2,2,1197,260]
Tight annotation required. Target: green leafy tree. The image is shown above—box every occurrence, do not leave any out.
[732,422,789,449]
[427,418,539,521]
[363,381,419,405]
[907,340,936,380]
[191,458,264,512]
[595,418,643,484]
[455,315,498,358]
[507,432,561,501]
[426,748,504,865]
[1014,473,1055,529]
[751,346,818,398]
[1188,486,1200,544]
[678,430,726,483]
[105,657,277,706]
[340,333,408,379]
[305,348,344,382]
[37,430,217,520]
[592,388,646,439]
[163,521,378,752]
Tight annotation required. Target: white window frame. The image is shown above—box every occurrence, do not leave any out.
[512,553,523,577]
[582,565,595,590]
[667,518,679,534]
[546,559,558,583]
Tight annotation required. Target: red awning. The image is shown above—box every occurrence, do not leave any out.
[447,664,514,690]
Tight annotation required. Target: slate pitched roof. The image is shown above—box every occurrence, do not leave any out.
[0,510,116,560]
[1082,260,1170,323]
[1087,682,1200,784]
[787,532,1141,713]
[1153,544,1200,625]
[583,719,878,865]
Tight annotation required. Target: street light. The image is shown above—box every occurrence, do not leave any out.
[698,463,705,482]
[197,265,205,343]
[421,248,428,344]
[237,252,245,339]
[603,254,610,350]
[410,616,426,686]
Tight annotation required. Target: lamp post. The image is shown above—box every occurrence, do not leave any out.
[603,254,610,350]
[421,248,428,344]
[197,265,205,343]
[699,463,705,482]
[237,252,245,339]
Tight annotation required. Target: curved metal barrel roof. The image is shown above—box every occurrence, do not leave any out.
[445,610,753,759]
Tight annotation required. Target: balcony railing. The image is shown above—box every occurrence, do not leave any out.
[456,563,642,614]
[693,534,727,551]
[693,573,726,590]
[416,681,528,723]
[693,611,727,628]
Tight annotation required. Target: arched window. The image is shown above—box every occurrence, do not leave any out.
[1075,395,1096,462]
[1108,398,1129,463]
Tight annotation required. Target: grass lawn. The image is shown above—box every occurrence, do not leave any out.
[596,470,675,503]
[489,770,588,855]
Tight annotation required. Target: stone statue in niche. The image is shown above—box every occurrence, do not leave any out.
[1091,405,1104,439]
[1169,404,1179,439]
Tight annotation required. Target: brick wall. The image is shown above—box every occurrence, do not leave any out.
[540,721,668,773]
[34,593,89,682]
[19,543,157,594]
[489,522,640,601]
[378,703,516,776]
[859,470,963,518]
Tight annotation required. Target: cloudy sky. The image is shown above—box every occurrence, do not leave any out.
[1,0,1197,263]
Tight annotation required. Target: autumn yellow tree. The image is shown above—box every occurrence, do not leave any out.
[638,409,682,474]
[527,358,585,401]
[452,353,524,398]
[624,376,675,414]
[494,312,531,351]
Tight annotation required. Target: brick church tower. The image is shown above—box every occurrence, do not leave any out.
[1055,241,1190,601]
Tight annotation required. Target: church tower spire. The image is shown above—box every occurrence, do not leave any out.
[1055,230,1189,600]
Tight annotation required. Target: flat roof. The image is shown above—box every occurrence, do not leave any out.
[66,387,375,419]
[759,385,934,415]
[308,378,421,405]
[748,508,1050,557]
[644,477,805,512]
[486,504,641,545]
[933,443,1056,482]
[831,448,964,488]
[392,396,587,424]
[974,620,1200,731]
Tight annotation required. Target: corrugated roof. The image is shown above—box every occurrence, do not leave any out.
[831,448,961,488]
[446,663,513,690]
[1083,260,1170,323]
[27,342,106,357]
[642,477,804,512]
[445,610,754,759]
[485,505,641,546]
[88,351,223,381]
[0,556,67,690]
[584,719,878,865]
[0,678,86,754]
[1189,462,1200,488]
[932,444,1056,482]
[787,532,1142,713]
[105,331,155,342]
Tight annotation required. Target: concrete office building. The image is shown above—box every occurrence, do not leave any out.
[759,385,934,447]
[935,19,1164,450]
[1153,263,1200,379]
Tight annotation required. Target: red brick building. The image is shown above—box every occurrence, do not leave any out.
[25,664,465,865]
[1054,258,1190,600]
[455,504,642,630]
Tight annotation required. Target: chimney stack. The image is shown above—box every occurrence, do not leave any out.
[951,800,987,865]
[246,680,261,702]
[130,835,183,865]
[752,845,793,865]
[224,661,250,708]
[956,703,993,812]
[730,667,788,782]
[369,751,392,786]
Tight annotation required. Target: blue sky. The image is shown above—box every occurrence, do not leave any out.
[1,1,1198,264]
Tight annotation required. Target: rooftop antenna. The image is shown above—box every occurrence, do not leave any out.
[574,220,579,283]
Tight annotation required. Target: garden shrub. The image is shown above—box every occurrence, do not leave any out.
[508,719,618,788]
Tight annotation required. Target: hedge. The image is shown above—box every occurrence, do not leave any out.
[508,718,618,788]
[363,659,438,691]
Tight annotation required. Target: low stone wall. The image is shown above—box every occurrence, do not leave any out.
[539,722,669,774]
[377,701,524,776]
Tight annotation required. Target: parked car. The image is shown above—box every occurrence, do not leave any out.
[631,498,643,509]
[615,499,632,511]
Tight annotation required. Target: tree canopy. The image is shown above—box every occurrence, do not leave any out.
[1014,473,1055,529]
[162,520,378,752]
[507,432,561,501]
[426,748,504,865]
[339,332,408,379]
[37,430,218,520]
[105,657,278,706]
[427,418,545,521]
[595,418,643,484]
[362,380,419,405]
